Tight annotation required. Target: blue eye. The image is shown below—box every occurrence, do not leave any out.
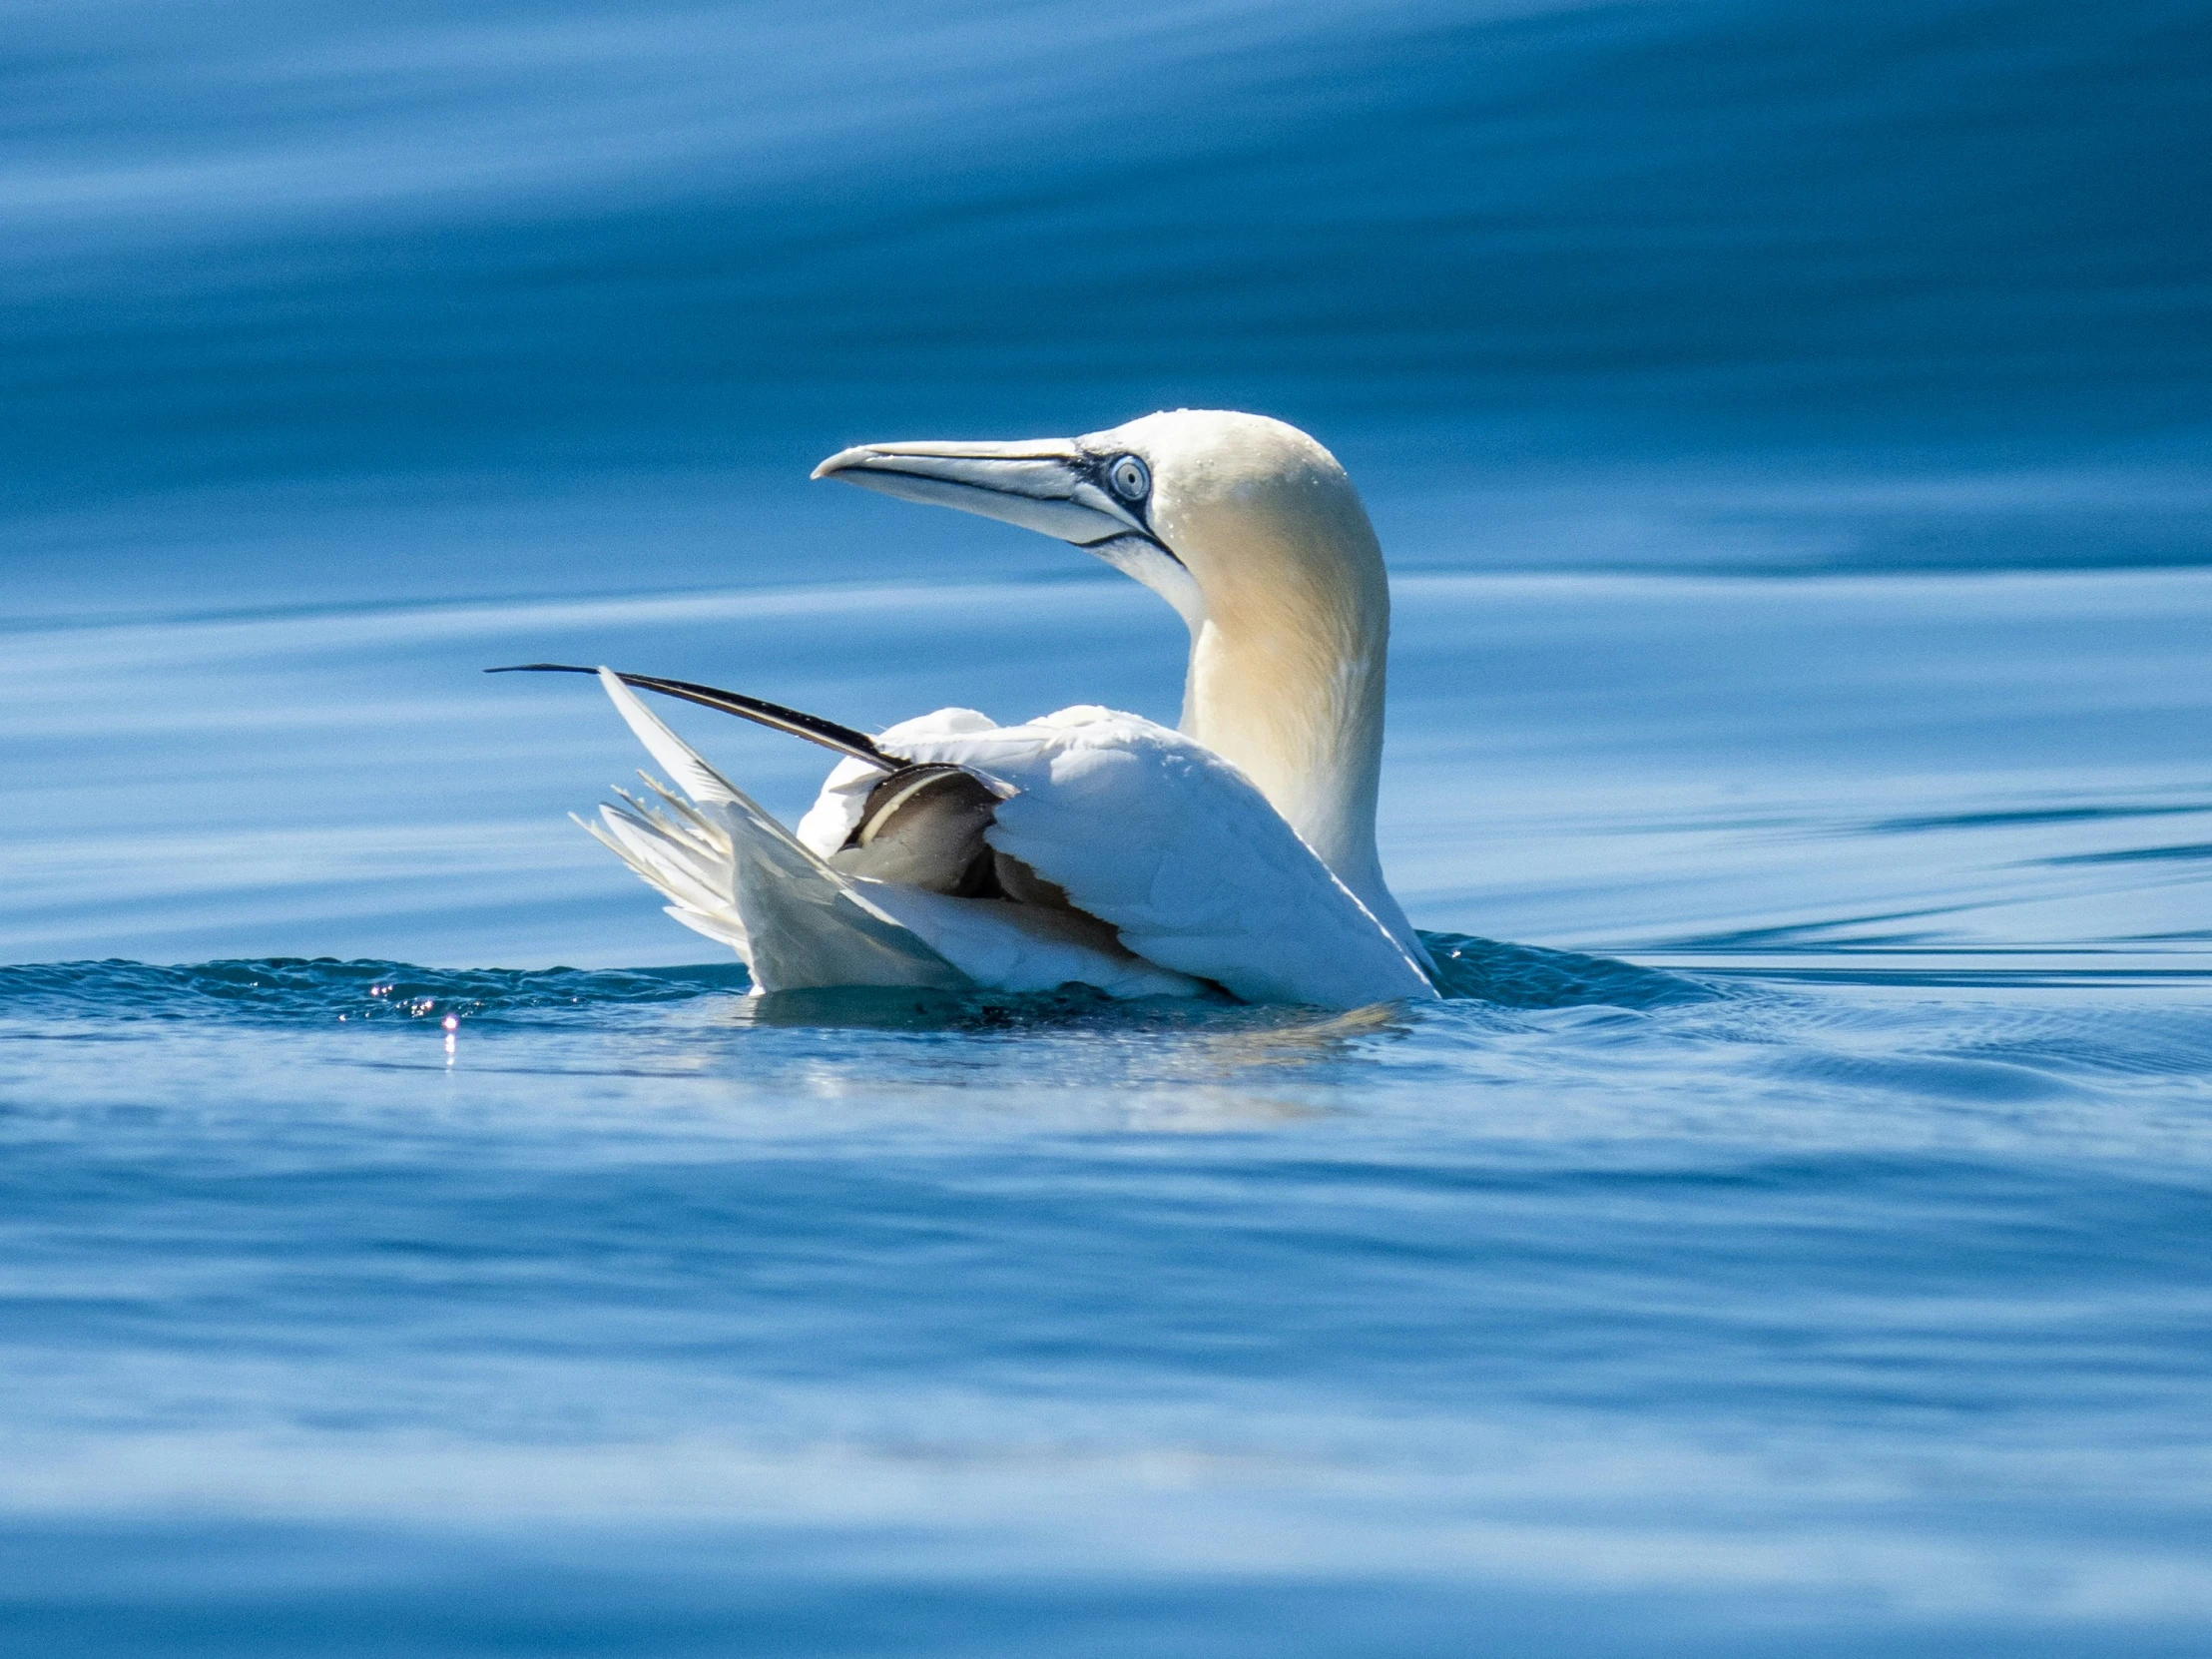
[1108,455,1150,501]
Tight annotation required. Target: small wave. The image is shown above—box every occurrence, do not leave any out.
[0,936,1706,1030]
[0,957,752,1026]
[738,938,1708,1026]
[1419,933,1717,1010]
[2043,840,2212,866]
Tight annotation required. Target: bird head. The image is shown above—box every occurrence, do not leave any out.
[811,409,1387,656]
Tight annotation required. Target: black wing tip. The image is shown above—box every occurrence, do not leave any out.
[488,662,903,771]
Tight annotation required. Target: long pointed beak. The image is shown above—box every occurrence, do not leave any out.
[812,438,1147,547]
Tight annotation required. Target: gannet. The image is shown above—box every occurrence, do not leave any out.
[497,410,1437,1009]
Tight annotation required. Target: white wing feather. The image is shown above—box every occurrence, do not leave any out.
[891,707,1438,1008]
[847,882,1205,999]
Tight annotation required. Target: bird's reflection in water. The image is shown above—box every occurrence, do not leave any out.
[1113,1084,1327,1131]
[738,983,1400,1047]
[727,983,1410,1125]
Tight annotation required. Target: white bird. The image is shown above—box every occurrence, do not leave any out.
[498,410,1438,1009]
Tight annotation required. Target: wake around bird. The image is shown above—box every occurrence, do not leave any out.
[494,410,1439,1009]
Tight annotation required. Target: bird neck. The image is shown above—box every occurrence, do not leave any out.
[1177,579,1415,950]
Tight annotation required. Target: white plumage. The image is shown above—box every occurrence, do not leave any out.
[546,409,1439,1010]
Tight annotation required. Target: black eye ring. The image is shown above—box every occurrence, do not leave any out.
[1107,454,1150,501]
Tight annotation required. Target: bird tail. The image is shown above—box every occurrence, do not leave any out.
[580,670,970,994]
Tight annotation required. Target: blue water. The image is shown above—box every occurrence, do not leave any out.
[5,1,2212,1653]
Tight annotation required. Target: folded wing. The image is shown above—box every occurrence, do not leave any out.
[887,707,1439,1008]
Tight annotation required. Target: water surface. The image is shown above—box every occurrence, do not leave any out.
[4,1,2210,1652]
[7,567,2211,1655]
